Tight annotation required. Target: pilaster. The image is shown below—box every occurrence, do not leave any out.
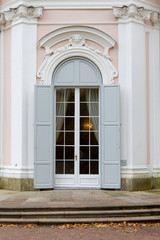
[114,4,152,186]
[2,5,43,181]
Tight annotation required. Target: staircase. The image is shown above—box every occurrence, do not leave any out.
[0,205,160,224]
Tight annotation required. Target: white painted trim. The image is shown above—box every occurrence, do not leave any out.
[0,167,34,178]
[121,166,151,178]
[3,21,158,31]
[0,0,159,11]
[0,30,3,170]
[39,26,116,49]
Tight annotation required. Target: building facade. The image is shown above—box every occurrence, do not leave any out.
[0,0,159,191]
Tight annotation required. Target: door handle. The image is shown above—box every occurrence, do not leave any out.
[75,155,77,160]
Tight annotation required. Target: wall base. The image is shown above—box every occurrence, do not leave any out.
[0,177,34,191]
[0,177,160,191]
[121,177,160,191]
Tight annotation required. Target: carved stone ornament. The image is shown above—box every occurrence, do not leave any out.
[0,13,6,26]
[113,4,151,21]
[37,34,118,85]
[5,5,43,21]
[150,12,160,25]
[69,34,86,47]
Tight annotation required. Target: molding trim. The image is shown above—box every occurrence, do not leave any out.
[4,4,43,21]
[0,167,34,178]
[113,4,152,22]
[121,166,151,178]
[37,27,118,85]
[39,26,116,50]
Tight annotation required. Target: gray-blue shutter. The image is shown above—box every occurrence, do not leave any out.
[101,85,120,189]
[34,85,54,189]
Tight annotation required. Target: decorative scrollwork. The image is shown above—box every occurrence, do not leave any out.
[5,5,43,21]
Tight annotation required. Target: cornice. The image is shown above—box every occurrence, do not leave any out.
[0,0,159,12]
[4,4,43,21]
[113,4,152,21]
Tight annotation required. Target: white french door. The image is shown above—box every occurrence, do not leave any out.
[54,87,100,188]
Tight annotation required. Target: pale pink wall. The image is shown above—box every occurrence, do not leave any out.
[3,28,11,166]
[37,9,118,83]
[0,0,14,6]
[146,0,160,4]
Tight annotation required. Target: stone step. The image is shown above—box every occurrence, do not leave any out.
[0,208,160,219]
[0,215,160,224]
[0,204,160,212]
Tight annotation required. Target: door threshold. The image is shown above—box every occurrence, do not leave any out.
[54,187,101,190]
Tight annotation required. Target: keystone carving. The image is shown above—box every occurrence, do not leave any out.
[5,5,43,21]
[69,34,86,47]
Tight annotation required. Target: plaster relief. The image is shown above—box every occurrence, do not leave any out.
[5,5,43,21]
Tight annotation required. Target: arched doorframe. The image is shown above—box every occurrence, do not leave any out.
[52,57,102,188]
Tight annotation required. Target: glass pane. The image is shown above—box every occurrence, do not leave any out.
[80,147,89,159]
[65,132,74,145]
[56,132,64,145]
[56,146,64,159]
[80,117,89,130]
[56,161,64,174]
[80,132,89,145]
[90,118,99,131]
[65,161,74,174]
[65,147,74,159]
[90,161,99,174]
[80,103,89,116]
[80,161,89,174]
[90,132,99,145]
[80,89,89,102]
[56,117,64,131]
[65,103,74,116]
[65,89,75,102]
[56,103,64,116]
[90,89,99,102]
[90,103,99,116]
[56,89,64,102]
[65,118,74,130]
[90,146,99,159]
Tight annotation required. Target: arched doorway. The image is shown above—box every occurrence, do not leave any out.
[35,26,120,190]
[53,57,102,188]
